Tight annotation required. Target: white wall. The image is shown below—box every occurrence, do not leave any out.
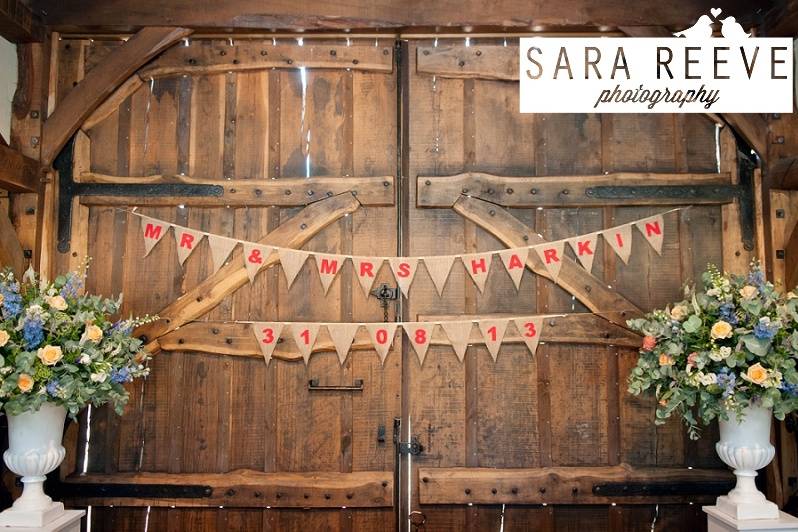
[0,36,18,143]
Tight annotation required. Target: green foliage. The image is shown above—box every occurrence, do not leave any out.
[627,262,798,440]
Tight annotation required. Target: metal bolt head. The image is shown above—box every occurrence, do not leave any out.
[776,209,786,218]
[458,60,466,67]
[300,223,308,230]
[31,136,39,147]
[30,110,39,119]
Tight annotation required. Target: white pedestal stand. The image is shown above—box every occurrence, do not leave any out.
[0,509,84,532]
[705,506,798,532]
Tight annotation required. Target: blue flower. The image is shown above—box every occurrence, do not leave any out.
[22,316,44,350]
[753,318,779,341]
[45,380,59,397]
[716,371,737,399]
[780,381,798,397]
[719,303,738,325]
[748,269,766,288]
[0,283,22,319]
[60,273,83,299]
[110,367,130,384]
[110,320,132,335]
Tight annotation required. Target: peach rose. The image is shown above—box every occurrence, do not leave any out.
[739,285,758,300]
[687,352,698,368]
[0,330,9,348]
[37,345,63,366]
[84,324,103,343]
[710,321,733,340]
[642,336,657,351]
[659,354,674,366]
[746,363,769,385]
[17,373,33,392]
[670,305,688,321]
[45,295,67,311]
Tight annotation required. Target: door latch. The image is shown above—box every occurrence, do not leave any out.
[369,283,399,322]
[398,436,424,456]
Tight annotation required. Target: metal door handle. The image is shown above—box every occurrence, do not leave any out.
[308,379,364,391]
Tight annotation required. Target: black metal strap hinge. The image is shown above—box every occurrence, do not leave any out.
[53,135,223,253]
[398,436,424,456]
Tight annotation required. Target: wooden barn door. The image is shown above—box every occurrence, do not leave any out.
[400,39,750,531]
[52,38,401,530]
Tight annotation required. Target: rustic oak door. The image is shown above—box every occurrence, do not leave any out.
[55,37,402,531]
[399,39,744,531]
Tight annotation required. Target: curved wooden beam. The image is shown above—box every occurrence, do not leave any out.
[135,192,362,353]
[41,26,193,166]
[452,195,643,327]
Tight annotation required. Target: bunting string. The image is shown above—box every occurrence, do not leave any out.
[236,314,566,366]
[131,208,679,295]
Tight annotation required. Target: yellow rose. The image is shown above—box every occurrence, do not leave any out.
[659,354,674,366]
[0,293,4,305]
[670,305,688,321]
[17,373,33,393]
[739,285,758,300]
[710,320,733,340]
[84,324,103,343]
[0,330,9,347]
[45,295,67,311]
[746,363,768,385]
[37,345,63,366]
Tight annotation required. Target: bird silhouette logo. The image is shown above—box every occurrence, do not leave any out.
[672,8,751,39]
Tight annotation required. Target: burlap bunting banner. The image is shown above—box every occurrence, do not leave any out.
[133,208,677,293]
[246,315,555,366]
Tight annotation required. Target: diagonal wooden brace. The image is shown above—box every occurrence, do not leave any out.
[136,192,362,353]
[452,195,643,328]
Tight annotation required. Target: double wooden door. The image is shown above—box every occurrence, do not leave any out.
[50,36,745,531]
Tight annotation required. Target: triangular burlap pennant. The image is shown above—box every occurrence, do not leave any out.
[422,256,456,296]
[603,224,633,264]
[462,252,493,293]
[512,317,544,357]
[243,243,273,283]
[478,319,508,362]
[441,320,473,363]
[352,257,382,297]
[405,322,437,366]
[251,322,284,365]
[388,258,419,297]
[534,241,565,282]
[365,323,399,365]
[498,248,529,290]
[140,216,169,257]
[566,233,598,273]
[208,235,239,273]
[326,323,360,366]
[315,254,346,294]
[635,214,665,255]
[174,226,205,266]
[279,248,311,289]
[290,322,320,365]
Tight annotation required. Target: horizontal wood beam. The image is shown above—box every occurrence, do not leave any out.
[57,469,392,508]
[453,195,643,327]
[140,41,394,79]
[158,313,642,362]
[135,192,362,353]
[33,0,764,32]
[417,172,732,208]
[418,465,733,505]
[417,44,516,80]
[0,0,44,42]
[0,143,43,193]
[76,174,395,207]
[41,26,193,166]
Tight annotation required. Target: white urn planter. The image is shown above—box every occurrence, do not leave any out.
[0,403,67,527]
[714,405,780,521]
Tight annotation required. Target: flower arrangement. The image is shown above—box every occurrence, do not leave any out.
[627,262,798,439]
[0,263,155,417]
